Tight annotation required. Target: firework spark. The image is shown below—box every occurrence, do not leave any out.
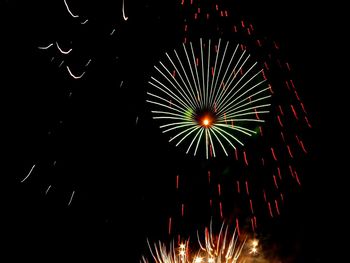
[38,43,53,50]
[142,221,248,263]
[56,42,72,55]
[147,38,271,159]
[66,65,85,79]
[21,164,36,183]
[122,0,128,21]
[63,0,79,18]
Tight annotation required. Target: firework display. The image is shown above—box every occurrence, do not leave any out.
[3,0,319,262]
[147,38,271,159]
[144,0,312,235]
[142,221,249,263]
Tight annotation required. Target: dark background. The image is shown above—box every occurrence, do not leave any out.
[1,0,331,262]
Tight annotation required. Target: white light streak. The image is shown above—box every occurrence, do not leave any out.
[56,42,72,54]
[38,43,53,50]
[45,185,52,195]
[122,0,128,20]
[64,0,79,18]
[68,190,75,206]
[66,65,85,79]
[21,164,36,183]
[85,59,92,67]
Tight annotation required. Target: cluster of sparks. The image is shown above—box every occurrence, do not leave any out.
[37,0,129,80]
[19,0,130,206]
[142,222,254,263]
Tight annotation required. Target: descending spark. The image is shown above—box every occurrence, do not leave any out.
[21,164,36,183]
[122,0,128,21]
[45,185,52,195]
[63,0,79,18]
[38,43,53,50]
[59,60,65,67]
[56,42,72,55]
[85,59,92,67]
[136,116,139,124]
[80,19,88,25]
[110,28,116,35]
[120,80,124,88]
[68,190,75,206]
[66,65,85,79]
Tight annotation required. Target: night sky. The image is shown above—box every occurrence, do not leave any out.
[1,0,329,262]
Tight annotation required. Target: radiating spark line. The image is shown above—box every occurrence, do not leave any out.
[68,190,75,206]
[80,19,88,24]
[85,59,91,67]
[56,42,72,54]
[268,202,273,217]
[110,28,116,35]
[249,199,254,214]
[66,65,85,79]
[245,181,249,195]
[45,185,52,195]
[21,164,36,183]
[64,0,79,18]
[168,217,172,235]
[273,175,278,189]
[38,43,53,50]
[122,0,128,20]
[58,60,64,67]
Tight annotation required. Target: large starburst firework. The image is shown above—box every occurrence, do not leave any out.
[147,38,271,159]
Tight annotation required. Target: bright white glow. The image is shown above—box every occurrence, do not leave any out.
[203,118,210,126]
